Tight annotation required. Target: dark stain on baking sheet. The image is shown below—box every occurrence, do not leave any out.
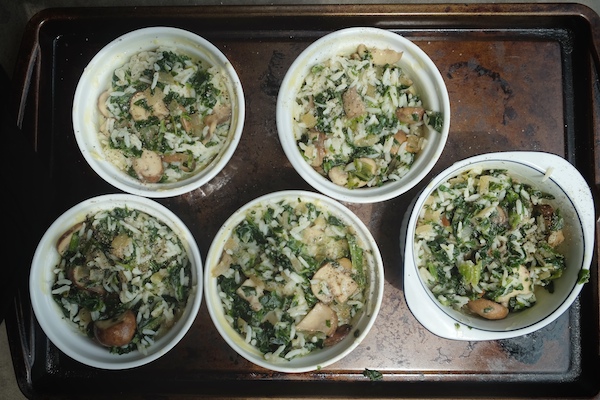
[447,60,515,126]
[499,309,572,365]
[260,50,286,97]
[499,331,546,364]
[434,38,564,156]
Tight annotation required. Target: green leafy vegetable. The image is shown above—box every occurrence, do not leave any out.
[363,368,383,381]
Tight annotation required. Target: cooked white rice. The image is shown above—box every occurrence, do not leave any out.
[52,207,192,354]
[414,167,566,315]
[292,45,444,189]
[97,46,232,183]
[213,197,372,361]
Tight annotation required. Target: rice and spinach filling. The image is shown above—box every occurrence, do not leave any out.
[293,44,444,189]
[213,198,371,361]
[51,207,192,354]
[414,167,566,319]
[98,46,232,184]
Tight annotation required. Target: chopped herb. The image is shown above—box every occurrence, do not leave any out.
[363,368,383,381]
[214,196,372,361]
[577,269,590,284]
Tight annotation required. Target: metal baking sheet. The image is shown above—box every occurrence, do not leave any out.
[5,4,600,399]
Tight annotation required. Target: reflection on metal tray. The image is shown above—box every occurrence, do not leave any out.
[6,4,600,399]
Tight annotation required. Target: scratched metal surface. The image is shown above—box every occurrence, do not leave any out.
[6,4,599,399]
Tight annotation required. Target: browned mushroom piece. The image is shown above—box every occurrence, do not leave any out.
[337,257,352,271]
[491,206,508,226]
[93,309,137,347]
[56,222,84,256]
[547,229,565,247]
[308,130,326,168]
[532,204,565,247]
[68,265,106,295]
[533,204,555,228]
[295,302,338,337]
[129,91,151,121]
[133,149,164,183]
[236,278,265,311]
[130,88,170,122]
[203,104,231,141]
[181,111,204,137]
[354,44,369,60]
[311,260,359,304]
[143,87,169,119]
[396,106,425,124]
[370,47,403,66]
[390,130,408,155]
[467,298,509,320]
[342,86,366,119]
[404,135,421,154]
[111,234,132,260]
[323,324,352,347]
[328,166,349,187]
[98,91,111,118]
[162,152,196,172]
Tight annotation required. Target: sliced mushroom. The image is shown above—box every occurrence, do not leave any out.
[532,204,564,247]
[111,234,132,260]
[213,251,233,278]
[390,130,408,155]
[355,157,377,177]
[301,112,317,128]
[328,166,348,187]
[204,104,231,140]
[323,324,352,347]
[491,206,508,226]
[370,48,403,66]
[143,87,169,119]
[354,44,369,60]
[396,106,425,124]
[98,91,111,118]
[477,175,497,195]
[295,302,338,337]
[547,229,565,247]
[467,298,509,320]
[337,257,352,271]
[533,204,555,229]
[301,216,349,260]
[308,130,326,168]
[342,86,366,119]
[181,111,204,137]
[57,222,84,256]
[405,135,421,153]
[311,260,359,304]
[162,152,196,172]
[133,149,164,183]
[68,265,105,295]
[260,310,280,327]
[130,91,151,121]
[236,278,264,311]
[93,310,137,347]
[130,88,171,122]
